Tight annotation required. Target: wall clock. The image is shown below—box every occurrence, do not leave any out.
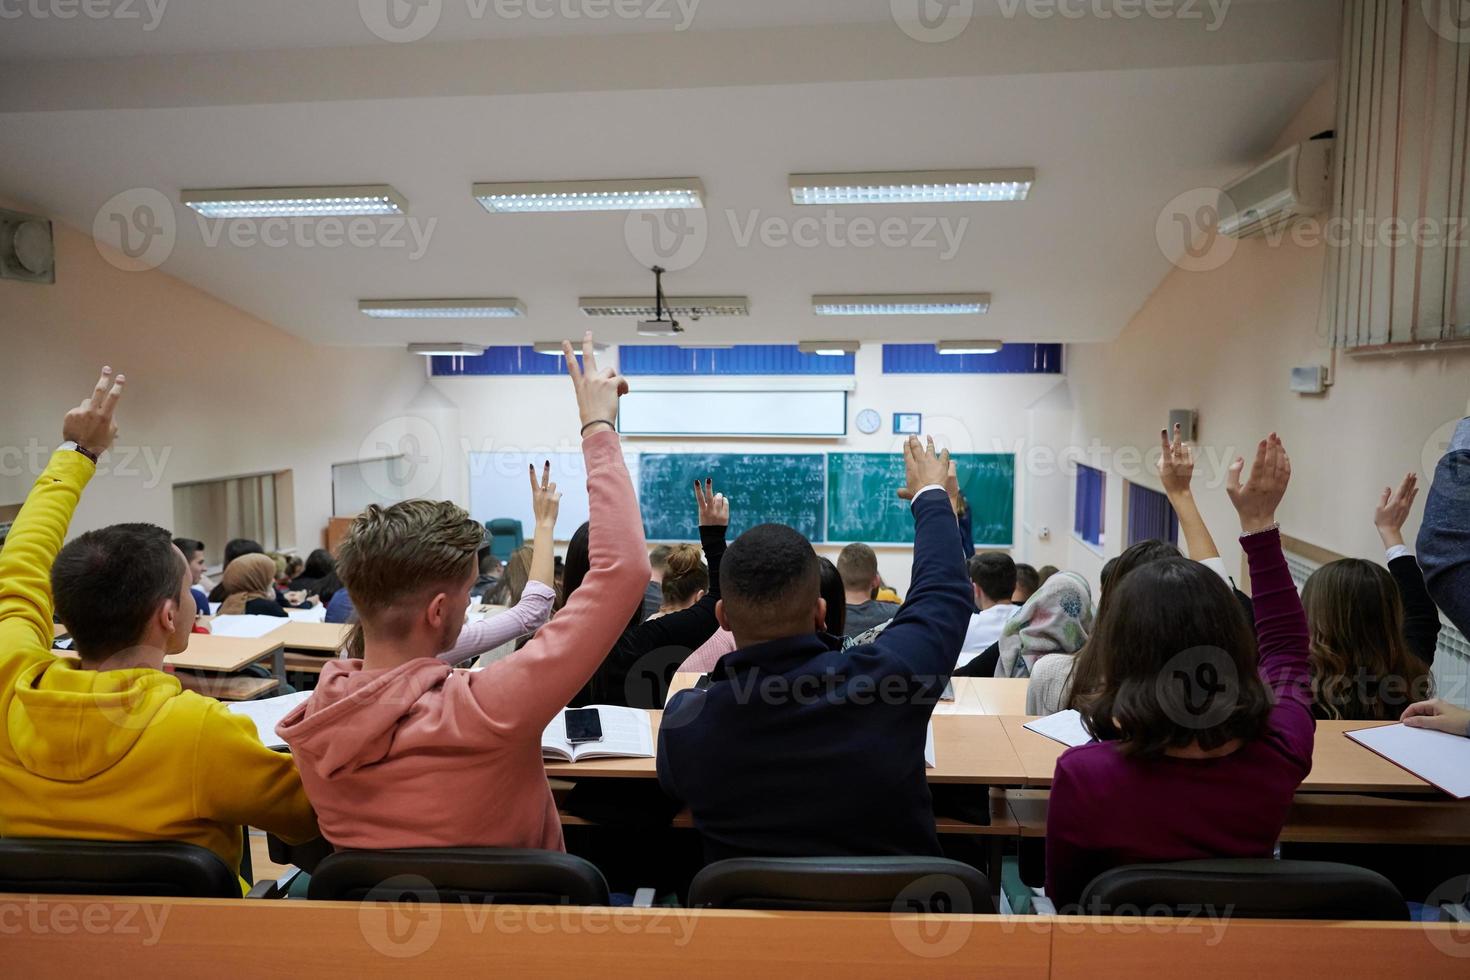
[855,409,882,434]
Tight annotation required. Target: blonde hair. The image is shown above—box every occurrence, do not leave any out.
[337,500,484,617]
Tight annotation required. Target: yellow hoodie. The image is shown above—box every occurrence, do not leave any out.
[0,450,317,884]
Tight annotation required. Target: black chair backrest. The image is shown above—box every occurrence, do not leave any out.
[689,856,995,914]
[0,838,241,898]
[307,848,610,905]
[1079,859,1407,920]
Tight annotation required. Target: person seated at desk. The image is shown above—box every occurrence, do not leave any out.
[217,554,289,618]
[657,437,971,864]
[1418,413,1470,637]
[206,538,265,604]
[0,368,315,891]
[1012,563,1040,604]
[959,552,1018,665]
[278,335,650,853]
[290,549,336,596]
[836,543,901,638]
[172,536,212,618]
[1046,434,1313,912]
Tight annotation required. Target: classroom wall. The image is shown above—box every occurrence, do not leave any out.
[0,197,433,554]
[1062,74,1470,590]
[432,352,1072,595]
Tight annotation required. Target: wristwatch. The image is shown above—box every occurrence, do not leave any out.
[59,441,99,464]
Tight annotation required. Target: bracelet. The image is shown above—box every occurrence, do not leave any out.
[580,419,616,436]
[1239,522,1280,538]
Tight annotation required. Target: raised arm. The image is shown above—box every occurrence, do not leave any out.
[1227,434,1313,760]
[468,334,650,729]
[1418,418,1470,636]
[1374,473,1440,666]
[854,437,973,682]
[438,462,560,666]
[0,368,123,659]
[1158,423,1221,563]
[617,481,729,657]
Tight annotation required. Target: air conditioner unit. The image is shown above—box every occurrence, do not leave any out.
[1217,138,1333,239]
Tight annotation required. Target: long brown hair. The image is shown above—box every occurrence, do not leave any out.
[659,544,709,610]
[1301,559,1432,721]
[487,545,534,607]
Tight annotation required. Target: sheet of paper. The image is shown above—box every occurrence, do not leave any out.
[1023,709,1094,748]
[1346,723,1470,799]
[226,691,312,749]
[208,615,288,639]
[589,706,654,758]
[924,722,936,768]
[285,606,327,623]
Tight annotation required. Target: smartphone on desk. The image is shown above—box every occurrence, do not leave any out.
[564,708,603,745]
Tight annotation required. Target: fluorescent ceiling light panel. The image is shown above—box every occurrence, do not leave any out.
[533,341,611,355]
[408,343,486,357]
[936,341,1004,355]
[789,169,1033,206]
[812,294,991,316]
[474,178,705,213]
[797,341,861,356]
[181,185,407,218]
[360,299,525,319]
[578,296,749,318]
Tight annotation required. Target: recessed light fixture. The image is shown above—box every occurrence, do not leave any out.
[797,341,861,356]
[181,185,407,218]
[533,341,611,356]
[812,294,991,316]
[578,296,749,318]
[936,341,1004,355]
[407,343,486,357]
[474,178,705,213]
[789,169,1033,206]
[360,299,525,319]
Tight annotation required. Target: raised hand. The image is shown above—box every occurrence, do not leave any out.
[694,478,730,527]
[897,436,952,503]
[1373,472,1419,549]
[529,460,562,528]
[63,366,125,457]
[1158,423,1196,497]
[563,331,629,433]
[1226,433,1291,534]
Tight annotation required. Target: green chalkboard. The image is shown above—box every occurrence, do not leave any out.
[826,453,1015,545]
[639,453,826,541]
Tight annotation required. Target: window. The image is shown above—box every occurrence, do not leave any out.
[172,471,295,568]
[431,346,577,377]
[1126,482,1179,547]
[620,345,855,376]
[881,343,1062,374]
[1074,464,1105,548]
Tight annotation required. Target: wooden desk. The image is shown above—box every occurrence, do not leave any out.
[543,710,1030,786]
[666,673,1032,717]
[269,621,350,654]
[60,635,285,678]
[999,717,1442,795]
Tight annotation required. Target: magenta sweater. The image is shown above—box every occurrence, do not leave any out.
[276,430,650,852]
[1044,528,1315,909]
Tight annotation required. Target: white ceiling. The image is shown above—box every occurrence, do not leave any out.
[0,0,1337,349]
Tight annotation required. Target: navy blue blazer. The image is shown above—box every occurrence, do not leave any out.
[656,488,972,863]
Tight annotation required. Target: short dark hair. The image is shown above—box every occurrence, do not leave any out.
[721,524,820,641]
[1073,558,1272,759]
[172,537,204,558]
[970,552,1017,603]
[223,538,264,567]
[53,524,185,660]
[1013,563,1040,600]
[836,542,879,591]
[818,557,846,636]
[302,548,335,580]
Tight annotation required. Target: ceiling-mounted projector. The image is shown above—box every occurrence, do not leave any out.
[638,318,684,337]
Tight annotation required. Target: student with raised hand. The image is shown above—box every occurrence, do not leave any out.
[1298,475,1436,721]
[277,334,650,853]
[563,479,729,708]
[645,544,710,621]
[1418,413,1470,636]
[658,437,972,863]
[0,369,316,889]
[1046,434,1312,912]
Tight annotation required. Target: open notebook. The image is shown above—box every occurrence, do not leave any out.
[1023,709,1095,748]
[541,706,655,763]
[226,691,312,750]
[209,615,288,639]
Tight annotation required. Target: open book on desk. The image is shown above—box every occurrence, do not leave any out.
[226,691,312,750]
[542,706,655,763]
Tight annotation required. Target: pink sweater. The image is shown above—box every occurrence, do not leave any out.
[437,581,556,667]
[679,628,737,674]
[276,430,649,852]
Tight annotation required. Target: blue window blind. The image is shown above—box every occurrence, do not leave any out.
[620,345,855,375]
[1075,464,1106,547]
[1127,483,1179,547]
[431,346,582,377]
[881,343,1063,374]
